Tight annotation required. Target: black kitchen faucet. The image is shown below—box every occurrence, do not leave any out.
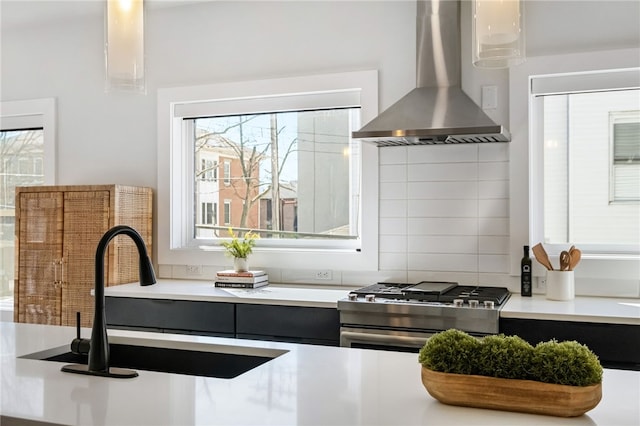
[61,225,156,378]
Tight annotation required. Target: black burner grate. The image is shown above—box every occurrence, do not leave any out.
[439,286,510,305]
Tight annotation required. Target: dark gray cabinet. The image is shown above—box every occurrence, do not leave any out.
[236,304,339,345]
[105,297,235,337]
[500,318,640,371]
[105,297,340,345]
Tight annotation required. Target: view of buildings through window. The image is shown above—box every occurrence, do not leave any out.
[0,129,45,296]
[540,89,640,246]
[191,108,360,242]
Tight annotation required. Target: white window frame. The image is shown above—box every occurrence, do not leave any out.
[509,49,640,297]
[0,98,56,184]
[529,69,639,255]
[157,71,379,271]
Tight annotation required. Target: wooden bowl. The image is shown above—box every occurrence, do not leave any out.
[421,366,602,417]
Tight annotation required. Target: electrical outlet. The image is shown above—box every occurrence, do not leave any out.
[314,270,332,280]
[186,265,202,275]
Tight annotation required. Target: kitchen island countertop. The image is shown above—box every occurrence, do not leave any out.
[1,321,639,426]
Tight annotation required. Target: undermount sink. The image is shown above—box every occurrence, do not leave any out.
[21,336,288,379]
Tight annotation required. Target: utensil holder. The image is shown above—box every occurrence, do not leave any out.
[546,271,575,301]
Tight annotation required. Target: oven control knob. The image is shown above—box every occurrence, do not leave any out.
[453,299,464,307]
[469,300,479,308]
[364,294,376,302]
[348,293,358,301]
[483,300,495,309]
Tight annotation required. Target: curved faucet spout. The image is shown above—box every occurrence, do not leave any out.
[89,225,156,375]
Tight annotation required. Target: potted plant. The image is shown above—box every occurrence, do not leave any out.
[418,329,603,417]
[220,228,260,272]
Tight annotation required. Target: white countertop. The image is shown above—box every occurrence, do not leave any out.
[104,279,640,325]
[104,279,355,308]
[1,322,639,426]
[502,294,640,325]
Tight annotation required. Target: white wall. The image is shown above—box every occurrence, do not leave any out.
[2,1,639,293]
[1,1,415,187]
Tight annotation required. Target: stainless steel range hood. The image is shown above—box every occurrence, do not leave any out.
[352,0,510,146]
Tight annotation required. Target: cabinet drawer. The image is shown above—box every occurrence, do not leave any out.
[499,318,640,370]
[106,297,235,335]
[236,304,339,344]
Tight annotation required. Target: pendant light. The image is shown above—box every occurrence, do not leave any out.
[105,0,146,93]
[472,0,525,68]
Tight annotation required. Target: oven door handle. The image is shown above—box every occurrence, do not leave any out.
[341,331,430,347]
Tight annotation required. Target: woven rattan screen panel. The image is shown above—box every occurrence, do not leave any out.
[61,190,110,327]
[16,192,63,325]
[15,185,153,327]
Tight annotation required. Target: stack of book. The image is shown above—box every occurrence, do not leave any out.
[214,270,268,289]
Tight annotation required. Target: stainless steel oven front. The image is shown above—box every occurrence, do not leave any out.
[339,326,436,352]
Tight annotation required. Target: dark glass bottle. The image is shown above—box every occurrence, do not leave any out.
[521,245,532,297]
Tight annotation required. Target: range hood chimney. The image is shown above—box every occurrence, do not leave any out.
[352,0,510,146]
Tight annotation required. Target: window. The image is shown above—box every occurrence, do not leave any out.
[530,69,640,252]
[0,98,56,297]
[611,112,640,202]
[223,161,231,186]
[191,108,359,241]
[223,200,231,225]
[201,202,215,225]
[157,71,378,271]
[199,159,218,181]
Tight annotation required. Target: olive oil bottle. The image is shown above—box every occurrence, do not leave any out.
[521,245,532,296]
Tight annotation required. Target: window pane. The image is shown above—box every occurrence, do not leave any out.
[192,108,360,242]
[541,89,640,245]
[0,129,45,296]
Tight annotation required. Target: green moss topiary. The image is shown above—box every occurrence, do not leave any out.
[530,340,603,386]
[418,329,603,386]
[475,334,534,380]
[418,329,480,375]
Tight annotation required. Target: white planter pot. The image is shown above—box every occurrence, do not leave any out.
[233,257,248,272]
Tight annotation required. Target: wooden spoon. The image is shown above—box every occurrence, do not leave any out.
[569,248,581,271]
[532,243,553,271]
[559,251,571,271]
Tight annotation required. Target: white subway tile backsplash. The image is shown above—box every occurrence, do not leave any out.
[478,180,509,199]
[479,161,509,180]
[379,217,408,235]
[409,253,478,272]
[379,164,407,182]
[408,199,478,218]
[380,199,407,218]
[380,252,408,270]
[379,235,408,253]
[379,146,407,165]
[479,143,509,162]
[479,236,509,254]
[379,182,407,200]
[478,199,509,218]
[408,218,478,235]
[478,255,510,273]
[408,162,478,182]
[408,144,478,163]
[478,217,509,236]
[408,235,478,253]
[408,181,478,200]
[375,143,513,282]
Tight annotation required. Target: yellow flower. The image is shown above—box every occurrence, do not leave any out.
[220,228,259,258]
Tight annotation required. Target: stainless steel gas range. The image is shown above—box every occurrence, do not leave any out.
[337,281,510,352]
